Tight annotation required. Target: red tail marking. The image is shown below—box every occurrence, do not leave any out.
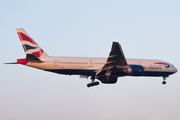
[17,58,28,65]
[33,49,44,58]
[17,32,37,45]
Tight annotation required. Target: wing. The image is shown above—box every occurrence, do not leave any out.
[96,42,128,77]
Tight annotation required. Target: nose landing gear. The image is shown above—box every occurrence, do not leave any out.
[162,76,168,85]
[162,80,166,85]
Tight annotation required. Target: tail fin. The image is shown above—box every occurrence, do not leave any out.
[16,28,49,58]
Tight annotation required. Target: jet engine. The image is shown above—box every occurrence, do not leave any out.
[124,65,144,76]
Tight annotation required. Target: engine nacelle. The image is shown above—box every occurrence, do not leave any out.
[125,65,144,76]
[98,76,117,84]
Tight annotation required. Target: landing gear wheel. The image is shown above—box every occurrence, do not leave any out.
[87,81,99,87]
[162,81,166,85]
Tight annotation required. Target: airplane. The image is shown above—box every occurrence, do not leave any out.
[5,28,178,87]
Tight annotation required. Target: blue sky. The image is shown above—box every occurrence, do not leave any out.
[1,0,180,120]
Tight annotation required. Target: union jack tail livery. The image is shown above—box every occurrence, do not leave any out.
[16,28,49,58]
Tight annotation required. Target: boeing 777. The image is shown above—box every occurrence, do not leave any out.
[5,28,178,87]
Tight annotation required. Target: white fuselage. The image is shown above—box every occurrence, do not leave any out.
[24,57,177,77]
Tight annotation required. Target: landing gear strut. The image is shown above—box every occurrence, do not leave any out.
[87,76,99,87]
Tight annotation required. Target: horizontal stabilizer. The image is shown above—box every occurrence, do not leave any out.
[26,54,43,63]
[4,62,18,64]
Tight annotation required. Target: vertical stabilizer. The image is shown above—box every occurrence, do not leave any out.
[16,28,49,58]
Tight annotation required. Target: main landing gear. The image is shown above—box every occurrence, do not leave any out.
[162,76,168,85]
[87,76,99,87]
[87,81,99,87]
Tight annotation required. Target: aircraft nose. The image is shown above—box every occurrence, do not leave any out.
[173,67,178,73]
